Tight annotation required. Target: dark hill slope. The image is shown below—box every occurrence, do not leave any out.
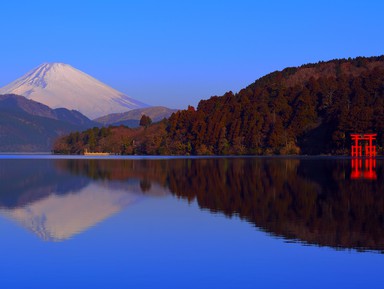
[249,56,384,89]
[0,94,95,152]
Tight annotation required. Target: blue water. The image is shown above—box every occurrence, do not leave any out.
[0,156,383,288]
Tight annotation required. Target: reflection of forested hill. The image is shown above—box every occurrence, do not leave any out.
[54,159,170,196]
[168,158,384,252]
[59,158,384,252]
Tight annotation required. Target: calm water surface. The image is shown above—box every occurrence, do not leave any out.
[0,156,383,288]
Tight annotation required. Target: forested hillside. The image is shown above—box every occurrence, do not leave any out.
[53,122,169,155]
[54,56,384,155]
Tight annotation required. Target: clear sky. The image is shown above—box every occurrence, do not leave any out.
[0,0,383,109]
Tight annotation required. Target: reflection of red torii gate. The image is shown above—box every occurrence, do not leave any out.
[351,158,377,180]
[350,133,377,157]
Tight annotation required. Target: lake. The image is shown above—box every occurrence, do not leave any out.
[0,156,383,288]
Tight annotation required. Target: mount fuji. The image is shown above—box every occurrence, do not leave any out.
[0,63,148,119]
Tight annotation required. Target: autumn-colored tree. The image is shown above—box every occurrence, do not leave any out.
[139,114,152,128]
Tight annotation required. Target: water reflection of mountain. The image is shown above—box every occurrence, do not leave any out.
[59,158,384,252]
[0,159,168,241]
[4,183,140,241]
[1,158,384,250]
[0,159,90,209]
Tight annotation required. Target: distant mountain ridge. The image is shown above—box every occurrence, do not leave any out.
[0,94,94,126]
[94,106,179,127]
[0,63,148,119]
[0,94,95,151]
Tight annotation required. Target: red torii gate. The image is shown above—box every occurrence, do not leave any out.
[350,133,377,180]
[350,133,377,157]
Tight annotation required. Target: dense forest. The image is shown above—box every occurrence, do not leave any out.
[54,56,384,155]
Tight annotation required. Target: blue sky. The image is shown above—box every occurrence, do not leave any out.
[0,0,383,109]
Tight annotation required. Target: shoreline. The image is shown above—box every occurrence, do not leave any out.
[0,153,383,160]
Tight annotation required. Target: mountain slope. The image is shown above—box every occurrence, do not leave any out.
[0,63,148,119]
[0,94,96,152]
[94,106,179,127]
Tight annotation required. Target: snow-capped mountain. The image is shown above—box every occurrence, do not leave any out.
[0,63,148,119]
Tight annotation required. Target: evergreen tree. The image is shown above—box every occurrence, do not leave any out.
[139,114,152,128]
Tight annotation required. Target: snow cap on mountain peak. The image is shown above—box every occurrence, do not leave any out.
[0,63,148,119]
